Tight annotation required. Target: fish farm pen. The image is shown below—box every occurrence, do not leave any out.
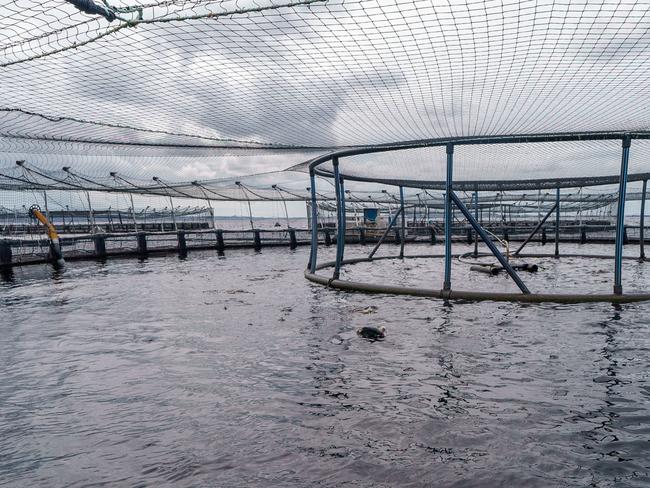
[1,0,650,302]
[5,1,650,487]
[1,194,649,269]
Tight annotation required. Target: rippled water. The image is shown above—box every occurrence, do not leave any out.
[1,244,650,487]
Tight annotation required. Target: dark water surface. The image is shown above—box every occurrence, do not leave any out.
[1,245,650,487]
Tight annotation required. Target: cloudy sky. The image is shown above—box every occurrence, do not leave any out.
[1,0,650,214]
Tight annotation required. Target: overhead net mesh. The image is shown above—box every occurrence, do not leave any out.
[1,0,650,193]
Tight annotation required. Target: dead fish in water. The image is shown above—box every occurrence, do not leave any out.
[356,326,386,340]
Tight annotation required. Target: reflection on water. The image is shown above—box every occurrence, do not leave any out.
[1,244,650,487]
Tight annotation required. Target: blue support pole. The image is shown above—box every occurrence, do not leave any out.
[555,186,560,258]
[399,186,405,259]
[333,157,345,280]
[443,143,453,291]
[473,189,479,257]
[339,175,346,262]
[308,171,319,273]
[614,135,631,295]
[640,179,647,261]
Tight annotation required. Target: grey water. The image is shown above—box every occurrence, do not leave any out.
[1,244,650,487]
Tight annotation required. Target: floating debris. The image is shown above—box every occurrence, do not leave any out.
[354,305,378,314]
[356,326,386,340]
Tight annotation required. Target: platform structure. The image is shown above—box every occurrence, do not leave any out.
[305,132,650,303]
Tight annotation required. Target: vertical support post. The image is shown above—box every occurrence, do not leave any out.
[333,157,345,279]
[309,172,319,272]
[614,135,631,295]
[215,229,225,252]
[253,230,262,251]
[324,229,332,246]
[443,143,454,291]
[288,228,297,250]
[177,231,187,256]
[399,186,405,259]
[473,190,479,257]
[578,187,583,227]
[94,234,107,258]
[339,176,346,261]
[137,232,147,255]
[555,186,560,258]
[0,240,12,267]
[640,179,647,261]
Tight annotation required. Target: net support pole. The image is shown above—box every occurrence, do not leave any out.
[308,171,319,273]
[128,193,138,232]
[443,143,453,291]
[333,157,345,280]
[86,190,96,234]
[554,187,560,258]
[614,135,632,295]
[399,186,405,259]
[473,190,479,257]
[368,206,403,259]
[43,191,51,223]
[514,202,558,256]
[450,192,530,294]
[640,179,647,261]
[168,195,178,232]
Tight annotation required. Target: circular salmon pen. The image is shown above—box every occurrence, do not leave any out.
[304,133,650,304]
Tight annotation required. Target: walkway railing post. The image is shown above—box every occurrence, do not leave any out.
[333,157,345,280]
[554,186,560,258]
[443,143,453,291]
[399,186,405,259]
[308,171,319,273]
[640,179,647,261]
[614,135,631,295]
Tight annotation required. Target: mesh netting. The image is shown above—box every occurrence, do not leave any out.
[316,139,650,190]
[1,0,650,191]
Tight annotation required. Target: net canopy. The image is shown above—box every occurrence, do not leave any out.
[1,0,650,189]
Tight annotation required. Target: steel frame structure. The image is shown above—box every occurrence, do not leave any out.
[305,131,650,303]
